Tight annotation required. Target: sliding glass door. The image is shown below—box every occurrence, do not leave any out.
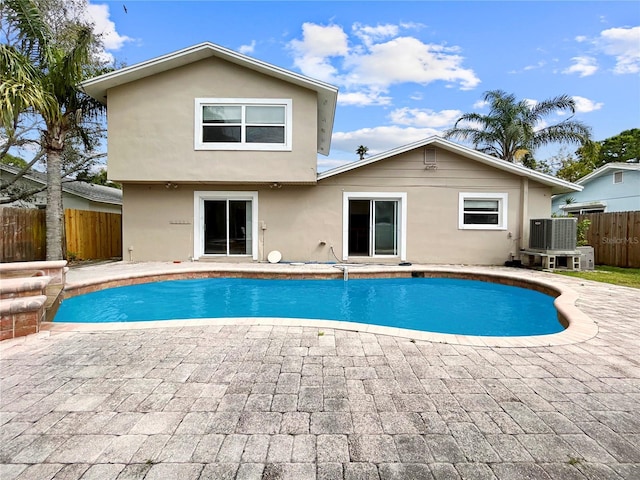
[204,199,252,255]
[348,199,398,257]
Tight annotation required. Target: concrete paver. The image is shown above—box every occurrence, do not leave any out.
[1,263,639,479]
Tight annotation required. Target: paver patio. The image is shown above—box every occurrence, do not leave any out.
[1,263,639,479]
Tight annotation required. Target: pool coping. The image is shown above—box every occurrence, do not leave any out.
[45,263,599,348]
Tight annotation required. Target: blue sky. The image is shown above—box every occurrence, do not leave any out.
[88,1,640,170]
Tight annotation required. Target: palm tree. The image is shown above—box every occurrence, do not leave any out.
[1,0,106,260]
[356,145,369,160]
[444,90,591,163]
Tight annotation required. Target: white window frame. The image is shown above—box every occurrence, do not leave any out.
[458,192,508,230]
[342,192,407,261]
[193,191,258,260]
[613,171,623,184]
[195,98,292,151]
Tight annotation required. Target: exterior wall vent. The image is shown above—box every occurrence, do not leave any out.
[529,218,577,252]
[424,148,437,169]
[613,171,623,184]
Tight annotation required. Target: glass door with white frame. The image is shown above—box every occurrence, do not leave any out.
[348,199,398,257]
[204,199,252,255]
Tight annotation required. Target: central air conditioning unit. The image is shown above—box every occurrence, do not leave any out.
[529,218,577,252]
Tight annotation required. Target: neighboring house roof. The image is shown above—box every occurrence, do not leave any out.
[572,162,640,185]
[1,164,123,205]
[558,200,607,212]
[80,42,339,156]
[318,136,583,195]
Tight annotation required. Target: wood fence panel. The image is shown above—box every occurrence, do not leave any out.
[64,209,122,260]
[579,211,640,268]
[0,207,46,262]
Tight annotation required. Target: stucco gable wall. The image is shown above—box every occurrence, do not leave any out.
[107,57,319,184]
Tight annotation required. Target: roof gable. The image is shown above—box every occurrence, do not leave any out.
[575,162,640,185]
[318,136,583,194]
[80,42,338,156]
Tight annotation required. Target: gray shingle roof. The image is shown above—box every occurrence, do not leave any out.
[1,164,122,205]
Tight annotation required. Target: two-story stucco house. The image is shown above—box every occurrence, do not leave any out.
[552,162,640,215]
[81,42,581,265]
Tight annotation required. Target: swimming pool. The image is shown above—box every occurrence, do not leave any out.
[55,277,563,336]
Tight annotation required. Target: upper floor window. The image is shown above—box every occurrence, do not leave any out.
[458,192,508,230]
[195,98,292,151]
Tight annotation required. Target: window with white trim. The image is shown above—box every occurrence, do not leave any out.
[458,192,508,230]
[342,192,407,261]
[195,98,292,151]
[193,191,259,260]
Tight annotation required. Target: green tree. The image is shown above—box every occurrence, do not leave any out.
[76,167,121,189]
[0,152,27,168]
[1,0,107,259]
[444,90,591,163]
[592,128,640,167]
[549,149,594,183]
[356,145,369,160]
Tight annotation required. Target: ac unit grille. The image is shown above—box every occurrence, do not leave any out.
[529,218,577,251]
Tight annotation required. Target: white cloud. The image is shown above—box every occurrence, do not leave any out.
[571,96,604,113]
[344,37,480,90]
[287,22,479,106]
[337,90,392,106]
[288,23,349,82]
[575,35,588,43]
[238,40,256,55]
[562,56,598,77]
[598,26,640,74]
[389,108,462,128]
[85,2,133,63]
[331,125,443,156]
[473,99,488,109]
[352,23,399,46]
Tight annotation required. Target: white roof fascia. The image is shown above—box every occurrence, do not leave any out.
[560,200,606,210]
[318,136,582,194]
[80,42,338,155]
[576,163,640,185]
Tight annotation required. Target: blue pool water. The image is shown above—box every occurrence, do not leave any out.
[55,278,562,336]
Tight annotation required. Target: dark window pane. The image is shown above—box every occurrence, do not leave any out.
[228,200,250,255]
[204,200,227,254]
[348,200,370,256]
[246,126,285,143]
[203,126,241,142]
[464,213,499,225]
[374,201,397,255]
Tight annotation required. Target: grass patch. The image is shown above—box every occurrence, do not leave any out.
[555,266,640,289]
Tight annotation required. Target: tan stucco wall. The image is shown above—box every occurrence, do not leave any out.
[106,58,319,184]
[121,147,553,265]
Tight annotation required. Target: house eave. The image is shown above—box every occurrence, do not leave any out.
[318,136,583,194]
[80,42,338,156]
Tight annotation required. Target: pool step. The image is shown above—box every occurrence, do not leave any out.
[0,261,68,341]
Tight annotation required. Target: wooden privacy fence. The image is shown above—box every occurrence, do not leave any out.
[65,209,122,261]
[578,211,640,268]
[1,207,46,262]
[1,207,121,262]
